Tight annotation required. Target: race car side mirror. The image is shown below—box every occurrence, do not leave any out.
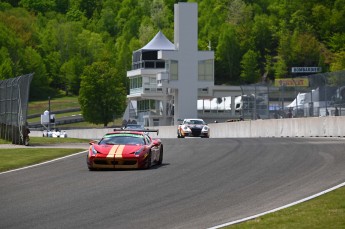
[89,140,99,145]
[152,139,161,146]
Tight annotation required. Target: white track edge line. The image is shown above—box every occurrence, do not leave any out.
[208,181,345,229]
[0,150,87,175]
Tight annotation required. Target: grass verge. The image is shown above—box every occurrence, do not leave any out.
[29,136,90,145]
[226,186,345,228]
[0,148,85,172]
[0,137,89,172]
[0,137,90,145]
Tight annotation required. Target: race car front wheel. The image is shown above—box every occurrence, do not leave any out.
[157,147,163,165]
[145,151,152,169]
[87,154,96,171]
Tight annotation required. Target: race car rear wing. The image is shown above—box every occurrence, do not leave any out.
[113,128,159,136]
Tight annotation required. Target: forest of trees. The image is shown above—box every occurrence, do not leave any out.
[1,0,345,101]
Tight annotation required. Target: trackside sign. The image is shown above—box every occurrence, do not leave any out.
[274,78,309,87]
[291,67,322,73]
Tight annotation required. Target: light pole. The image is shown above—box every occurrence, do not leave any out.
[48,96,51,131]
[324,75,327,115]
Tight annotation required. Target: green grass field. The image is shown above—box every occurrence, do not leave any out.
[28,96,80,115]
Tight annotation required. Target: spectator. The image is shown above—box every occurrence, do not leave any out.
[23,123,30,146]
[122,119,128,127]
[274,112,279,119]
[288,109,293,118]
[335,107,339,116]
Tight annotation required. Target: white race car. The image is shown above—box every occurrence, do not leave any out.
[177,118,210,138]
[42,129,67,138]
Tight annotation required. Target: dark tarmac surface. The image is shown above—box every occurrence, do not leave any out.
[1,138,345,229]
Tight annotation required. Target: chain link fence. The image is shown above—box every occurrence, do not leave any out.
[0,74,33,144]
[239,70,345,120]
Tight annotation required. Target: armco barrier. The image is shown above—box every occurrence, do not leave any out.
[30,116,345,140]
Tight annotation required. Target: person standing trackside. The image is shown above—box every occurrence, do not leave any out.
[288,108,293,118]
[23,122,30,146]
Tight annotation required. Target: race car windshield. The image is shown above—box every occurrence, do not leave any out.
[124,124,144,130]
[100,135,145,145]
[186,120,204,124]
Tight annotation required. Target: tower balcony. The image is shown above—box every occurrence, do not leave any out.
[132,60,166,70]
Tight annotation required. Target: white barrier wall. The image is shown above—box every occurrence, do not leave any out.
[31,117,345,139]
[208,116,345,138]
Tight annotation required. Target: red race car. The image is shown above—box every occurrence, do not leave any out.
[87,129,163,170]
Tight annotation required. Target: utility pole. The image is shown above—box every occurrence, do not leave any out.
[48,96,51,131]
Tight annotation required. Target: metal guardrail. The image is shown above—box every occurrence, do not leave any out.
[27,108,81,119]
[28,115,84,129]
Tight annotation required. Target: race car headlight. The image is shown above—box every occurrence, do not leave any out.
[202,126,209,131]
[91,145,98,155]
[183,126,191,131]
[134,146,144,156]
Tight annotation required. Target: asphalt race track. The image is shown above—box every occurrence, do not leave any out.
[1,138,345,229]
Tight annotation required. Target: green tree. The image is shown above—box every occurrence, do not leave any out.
[328,33,345,52]
[226,0,251,25]
[1,1,20,7]
[311,4,331,40]
[240,49,260,83]
[97,0,121,36]
[114,34,133,88]
[79,62,126,127]
[151,0,172,29]
[138,17,156,46]
[19,0,56,13]
[60,55,85,95]
[22,46,51,99]
[274,56,288,79]
[55,0,69,14]
[330,51,345,71]
[77,29,105,63]
[0,47,13,79]
[44,51,63,90]
[251,14,275,58]
[290,32,320,66]
[330,0,345,34]
[215,24,241,84]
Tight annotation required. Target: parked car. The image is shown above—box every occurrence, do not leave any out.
[42,129,67,138]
